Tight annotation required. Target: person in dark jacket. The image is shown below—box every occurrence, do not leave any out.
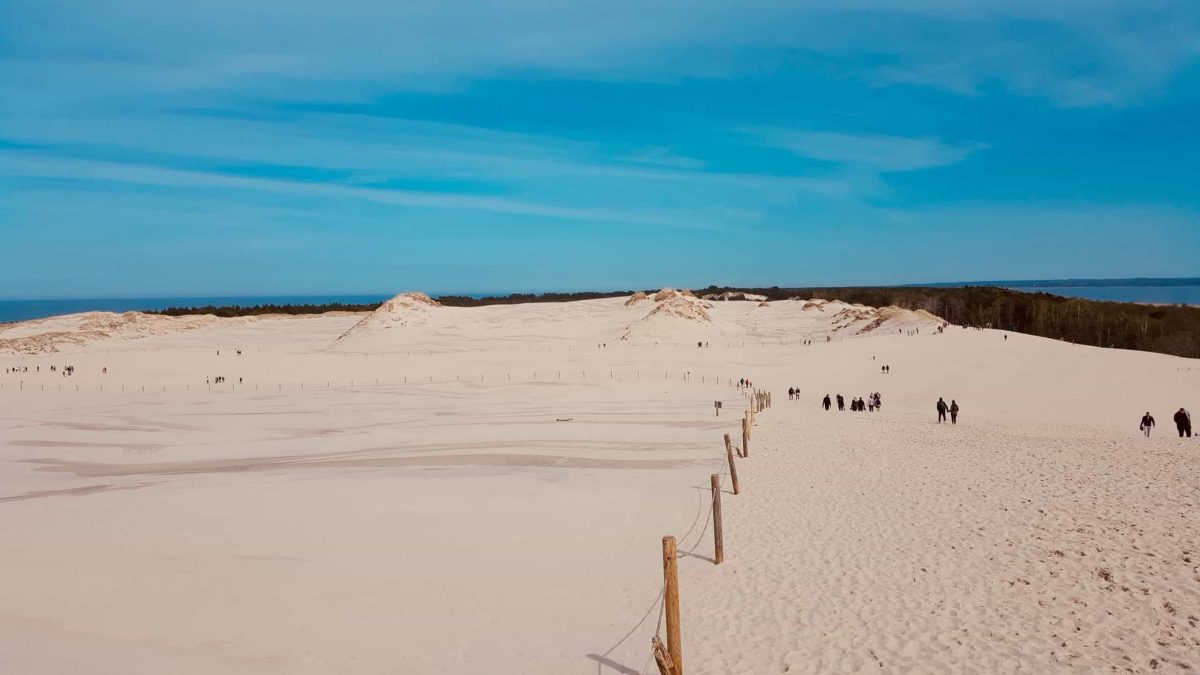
[950,400,960,424]
[1140,412,1155,437]
[822,394,831,411]
[936,397,948,423]
[1174,408,1192,437]
[837,394,845,411]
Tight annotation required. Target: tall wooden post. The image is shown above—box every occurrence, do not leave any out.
[711,474,724,565]
[742,417,749,458]
[725,435,740,495]
[662,536,683,675]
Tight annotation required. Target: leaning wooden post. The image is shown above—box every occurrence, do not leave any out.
[711,474,724,565]
[662,536,683,675]
[724,434,740,495]
[741,417,750,458]
[652,637,675,675]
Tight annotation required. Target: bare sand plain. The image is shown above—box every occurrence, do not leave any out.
[1,292,1197,674]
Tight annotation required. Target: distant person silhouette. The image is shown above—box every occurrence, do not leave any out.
[1140,412,1155,437]
[822,394,831,411]
[950,400,959,424]
[936,398,948,423]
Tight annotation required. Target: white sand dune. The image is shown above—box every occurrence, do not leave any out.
[0,291,1196,674]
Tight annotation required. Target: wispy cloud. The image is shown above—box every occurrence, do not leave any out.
[0,152,734,230]
[755,130,983,172]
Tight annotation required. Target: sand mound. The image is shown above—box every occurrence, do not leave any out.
[331,292,441,347]
[620,289,714,340]
[703,291,767,302]
[797,303,944,335]
[624,292,649,307]
[856,306,904,334]
[757,301,770,308]
[646,296,712,322]
[0,312,219,354]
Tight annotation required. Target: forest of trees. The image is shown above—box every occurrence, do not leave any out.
[149,286,1200,359]
[147,302,382,317]
[435,291,636,306]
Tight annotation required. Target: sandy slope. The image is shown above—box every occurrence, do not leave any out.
[0,293,1197,674]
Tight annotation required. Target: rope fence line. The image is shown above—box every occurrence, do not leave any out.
[292,337,853,358]
[0,370,758,395]
[592,384,767,675]
[645,386,771,675]
[588,385,762,675]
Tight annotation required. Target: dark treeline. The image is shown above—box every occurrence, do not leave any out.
[148,302,382,317]
[436,291,638,307]
[917,277,1200,289]
[696,285,1200,358]
[146,291,642,316]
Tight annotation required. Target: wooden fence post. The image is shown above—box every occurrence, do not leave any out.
[741,417,749,458]
[662,536,683,675]
[725,434,739,495]
[711,474,724,565]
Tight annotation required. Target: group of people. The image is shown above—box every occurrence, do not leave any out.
[1140,409,1192,437]
[849,393,882,411]
[936,397,960,424]
[820,393,881,411]
[737,377,754,389]
[879,365,891,374]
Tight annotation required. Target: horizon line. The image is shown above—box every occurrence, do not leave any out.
[2,276,1199,303]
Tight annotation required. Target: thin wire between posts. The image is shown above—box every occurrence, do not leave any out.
[639,434,735,674]
[602,428,730,675]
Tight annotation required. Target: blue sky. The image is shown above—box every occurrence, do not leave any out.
[1,1,1198,298]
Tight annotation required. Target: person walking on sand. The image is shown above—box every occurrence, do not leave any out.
[937,397,948,423]
[823,394,831,411]
[837,394,845,411]
[950,400,960,424]
[1174,408,1192,438]
[788,386,795,400]
[1140,412,1155,437]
